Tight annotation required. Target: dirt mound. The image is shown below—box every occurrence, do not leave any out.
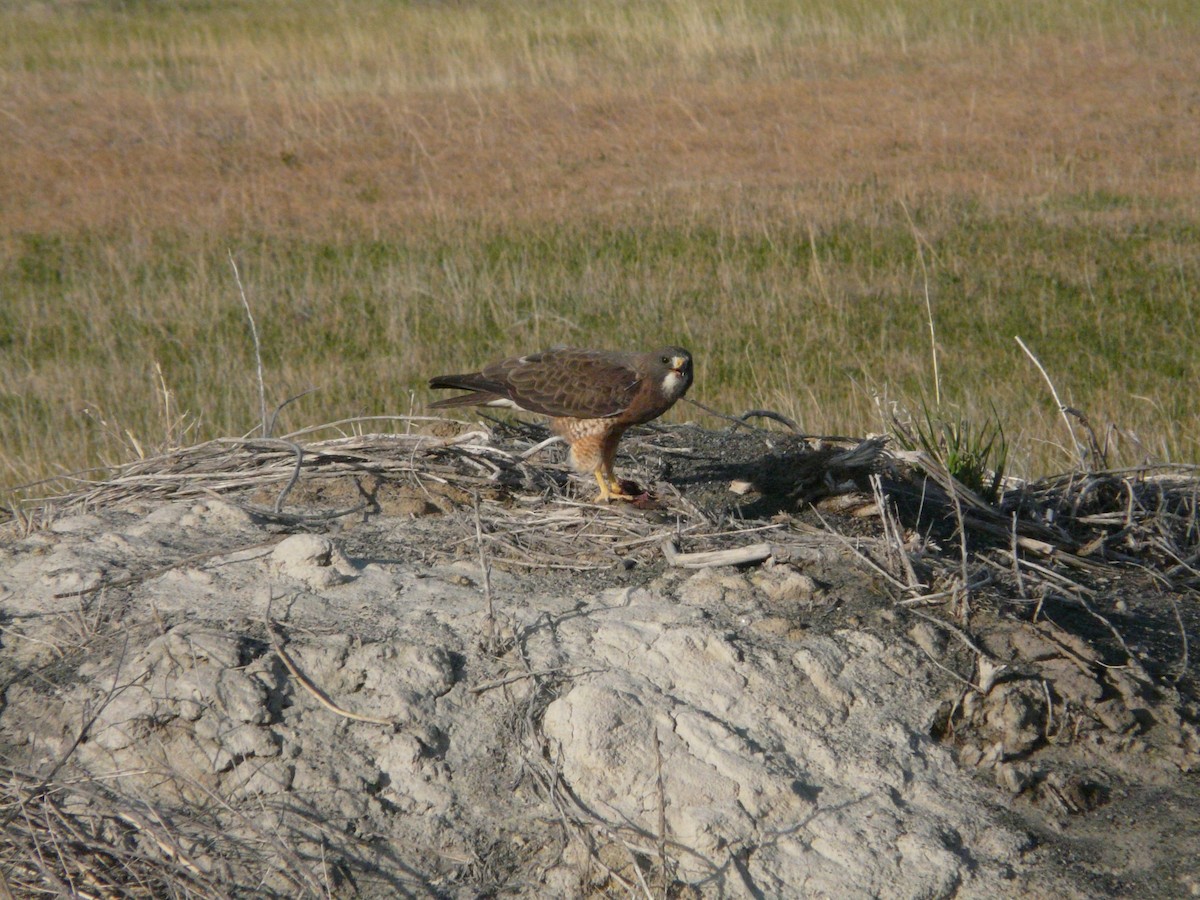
[2,422,1197,897]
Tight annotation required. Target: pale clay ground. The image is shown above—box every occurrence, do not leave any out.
[1,449,1198,899]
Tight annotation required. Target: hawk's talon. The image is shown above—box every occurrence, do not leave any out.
[600,490,639,503]
[593,470,638,503]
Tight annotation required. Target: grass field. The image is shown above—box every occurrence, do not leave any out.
[3,0,1199,491]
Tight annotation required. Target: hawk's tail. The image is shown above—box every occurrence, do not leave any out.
[428,393,503,409]
[428,374,506,409]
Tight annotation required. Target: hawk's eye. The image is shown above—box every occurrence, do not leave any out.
[661,356,671,365]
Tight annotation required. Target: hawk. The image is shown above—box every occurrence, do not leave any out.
[428,347,694,502]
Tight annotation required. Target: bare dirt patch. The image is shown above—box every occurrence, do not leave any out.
[2,421,1196,897]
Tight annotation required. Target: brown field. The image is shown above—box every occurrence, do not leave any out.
[3,1,1199,489]
[9,27,1198,232]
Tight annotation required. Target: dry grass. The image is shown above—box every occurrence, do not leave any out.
[2,0,1200,489]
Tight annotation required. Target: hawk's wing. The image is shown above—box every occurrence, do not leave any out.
[485,349,643,418]
[431,349,641,418]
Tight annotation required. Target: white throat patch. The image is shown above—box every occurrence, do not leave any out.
[660,369,687,400]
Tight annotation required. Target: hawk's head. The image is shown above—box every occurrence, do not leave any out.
[652,347,694,402]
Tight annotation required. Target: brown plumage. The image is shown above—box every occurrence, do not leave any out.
[429,347,694,501]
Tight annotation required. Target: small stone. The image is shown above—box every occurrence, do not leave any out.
[908,622,947,658]
[977,658,1008,695]
[984,682,1046,756]
[996,763,1033,794]
[1092,698,1136,734]
[272,534,334,569]
[749,616,793,638]
[271,535,355,588]
[48,514,105,534]
[1040,657,1104,705]
[753,570,818,604]
[225,759,294,799]
[980,742,1005,767]
[215,669,270,725]
[962,692,981,719]
[678,571,726,606]
[958,743,984,767]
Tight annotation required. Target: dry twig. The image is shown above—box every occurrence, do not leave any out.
[265,592,398,728]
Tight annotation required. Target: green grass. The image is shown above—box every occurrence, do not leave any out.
[3,202,1198,488]
[6,0,1198,95]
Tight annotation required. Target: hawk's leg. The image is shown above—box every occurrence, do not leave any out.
[593,429,638,502]
[593,466,637,503]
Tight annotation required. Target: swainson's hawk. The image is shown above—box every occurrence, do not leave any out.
[429,347,694,501]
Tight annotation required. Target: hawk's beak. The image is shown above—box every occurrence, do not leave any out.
[670,356,687,374]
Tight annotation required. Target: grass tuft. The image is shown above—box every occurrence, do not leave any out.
[894,401,1009,504]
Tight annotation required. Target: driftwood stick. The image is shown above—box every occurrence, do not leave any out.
[662,540,771,568]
